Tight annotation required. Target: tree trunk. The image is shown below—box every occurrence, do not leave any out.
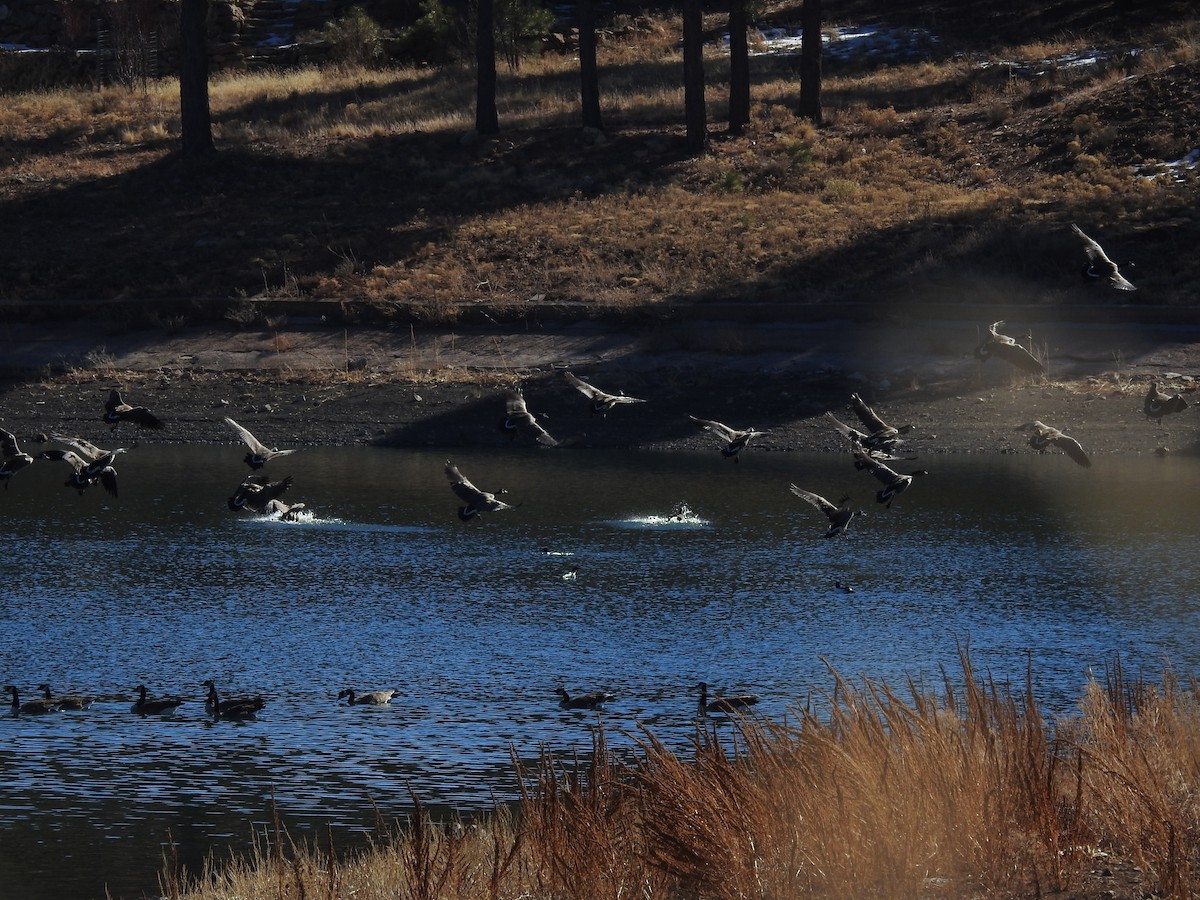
[682,0,706,154]
[727,0,750,134]
[178,0,214,158]
[797,0,822,125]
[475,0,500,135]
[578,0,604,132]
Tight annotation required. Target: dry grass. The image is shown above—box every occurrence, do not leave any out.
[2,4,1199,317]
[163,650,1200,900]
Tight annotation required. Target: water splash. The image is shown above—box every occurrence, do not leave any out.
[612,502,711,530]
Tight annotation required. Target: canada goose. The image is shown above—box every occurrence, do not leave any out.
[974,321,1047,375]
[223,416,297,470]
[1016,421,1092,468]
[337,688,397,705]
[1144,382,1188,424]
[500,389,558,446]
[228,474,294,512]
[40,433,126,496]
[262,498,307,521]
[789,485,855,538]
[555,687,615,710]
[37,684,93,710]
[852,446,928,509]
[689,415,766,461]
[202,680,265,718]
[849,393,915,445]
[445,459,515,521]
[0,428,34,488]
[824,412,914,457]
[104,389,165,431]
[834,579,855,593]
[5,685,60,715]
[131,684,185,715]
[564,371,647,416]
[696,681,759,715]
[1072,224,1136,291]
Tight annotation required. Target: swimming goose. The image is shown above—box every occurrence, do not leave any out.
[223,417,297,470]
[202,680,265,718]
[37,684,94,710]
[337,688,397,705]
[500,389,558,446]
[789,485,855,538]
[445,459,515,521]
[131,684,185,715]
[555,687,615,710]
[1072,224,1136,291]
[104,389,165,431]
[974,321,1046,375]
[834,579,855,593]
[1144,382,1188,424]
[228,474,294,512]
[5,685,60,715]
[1016,421,1092,468]
[0,428,35,488]
[852,446,928,509]
[689,415,766,461]
[564,371,647,416]
[696,681,759,715]
[849,393,915,445]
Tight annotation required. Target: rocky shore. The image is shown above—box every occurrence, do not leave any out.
[2,316,1198,459]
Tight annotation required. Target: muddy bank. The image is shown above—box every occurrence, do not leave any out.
[1,317,1198,459]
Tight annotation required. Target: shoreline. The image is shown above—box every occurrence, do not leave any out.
[2,317,1198,458]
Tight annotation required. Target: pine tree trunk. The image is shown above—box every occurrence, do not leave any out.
[579,0,604,132]
[179,0,214,158]
[727,0,750,134]
[476,0,500,135]
[682,0,706,154]
[797,0,822,125]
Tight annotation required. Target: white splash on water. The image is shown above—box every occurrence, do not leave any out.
[614,502,711,530]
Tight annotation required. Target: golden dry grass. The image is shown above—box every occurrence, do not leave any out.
[2,6,1198,318]
[162,651,1200,900]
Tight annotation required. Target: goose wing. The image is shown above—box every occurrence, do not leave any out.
[565,371,607,401]
[107,390,165,429]
[849,393,889,434]
[852,446,904,487]
[1072,224,1136,291]
[689,415,738,442]
[789,485,839,519]
[445,460,511,510]
[224,417,274,457]
[1051,431,1092,468]
[506,391,558,446]
[51,433,107,461]
[38,448,86,472]
[978,322,1046,374]
[1,428,22,459]
[825,412,868,445]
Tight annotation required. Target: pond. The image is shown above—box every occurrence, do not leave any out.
[2,444,1198,899]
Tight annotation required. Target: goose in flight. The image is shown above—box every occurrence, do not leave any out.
[104,389,165,431]
[564,371,646,417]
[789,485,855,538]
[849,393,914,445]
[223,417,297,470]
[228,474,296,512]
[696,681,759,715]
[500,389,558,446]
[974,321,1046,375]
[1144,382,1188,424]
[689,415,766,461]
[1016,421,1091,468]
[40,433,126,496]
[824,412,915,457]
[852,446,928,509]
[1072,224,1136,291]
[445,459,515,521]
[0,428,34,488]
[555,687,616,710]
[338,688,397,705]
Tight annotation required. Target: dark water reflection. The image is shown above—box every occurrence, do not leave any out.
[2,445,1199,898]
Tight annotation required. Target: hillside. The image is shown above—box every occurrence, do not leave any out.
[1,0,1197,328]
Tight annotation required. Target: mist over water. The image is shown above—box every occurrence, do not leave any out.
[3,445,1199,899]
